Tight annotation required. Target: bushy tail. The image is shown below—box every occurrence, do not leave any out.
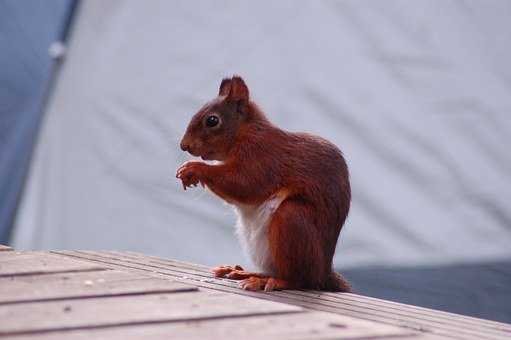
[323,271,351,292]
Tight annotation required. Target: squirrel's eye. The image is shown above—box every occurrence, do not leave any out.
[206,115,219,127]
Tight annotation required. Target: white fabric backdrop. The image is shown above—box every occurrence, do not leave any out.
[13,0,511,269]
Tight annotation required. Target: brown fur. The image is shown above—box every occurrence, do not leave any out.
[177,76,351,292]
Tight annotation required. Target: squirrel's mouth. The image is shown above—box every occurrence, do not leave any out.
[200,151,221,161]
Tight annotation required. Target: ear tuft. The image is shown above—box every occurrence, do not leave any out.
[219,78,231,96]
[227,75,249,103]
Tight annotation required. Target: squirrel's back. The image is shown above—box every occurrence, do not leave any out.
[235,118,351,213]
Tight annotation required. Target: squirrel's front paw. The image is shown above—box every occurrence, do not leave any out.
[176,161,206,190]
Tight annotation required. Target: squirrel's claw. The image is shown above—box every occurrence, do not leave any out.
[176,161,204,190]
[240,277,266,291]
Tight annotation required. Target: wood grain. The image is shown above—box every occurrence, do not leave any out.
[52,250,511,340]
[6,311,417,340]
[111,251,511,332]
[117,251,511,331]
[0,269,196,304]
[0,252,105,277]
[0,290,302,336]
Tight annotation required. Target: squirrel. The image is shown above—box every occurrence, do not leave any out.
[176,76,351,292]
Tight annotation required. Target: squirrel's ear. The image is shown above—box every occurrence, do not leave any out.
[219,78,231,96]
[226,76,249,104]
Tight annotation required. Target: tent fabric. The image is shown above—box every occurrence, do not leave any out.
[13,0,511,269]
[0,0,74,243]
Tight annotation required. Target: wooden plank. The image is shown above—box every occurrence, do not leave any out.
[0,252,105,277]
[0,245,13,251]
[6,311,418,340]
[117,251,511,332]
[88,251,511,333]
[109,251,511,332]
[0,270,196,304]
[53,251,511,340]
[0,290,302,336]
[55,252,450,334]
[51,252,452,339]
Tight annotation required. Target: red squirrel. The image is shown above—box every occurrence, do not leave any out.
[176,76,351,292]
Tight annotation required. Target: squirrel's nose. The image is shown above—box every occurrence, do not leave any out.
[180,141,190,152]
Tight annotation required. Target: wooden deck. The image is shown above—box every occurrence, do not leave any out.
[0,247,509,339]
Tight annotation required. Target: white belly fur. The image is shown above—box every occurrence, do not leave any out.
[233,192,287,274]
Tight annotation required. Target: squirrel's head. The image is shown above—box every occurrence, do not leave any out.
[180,75,250,161]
